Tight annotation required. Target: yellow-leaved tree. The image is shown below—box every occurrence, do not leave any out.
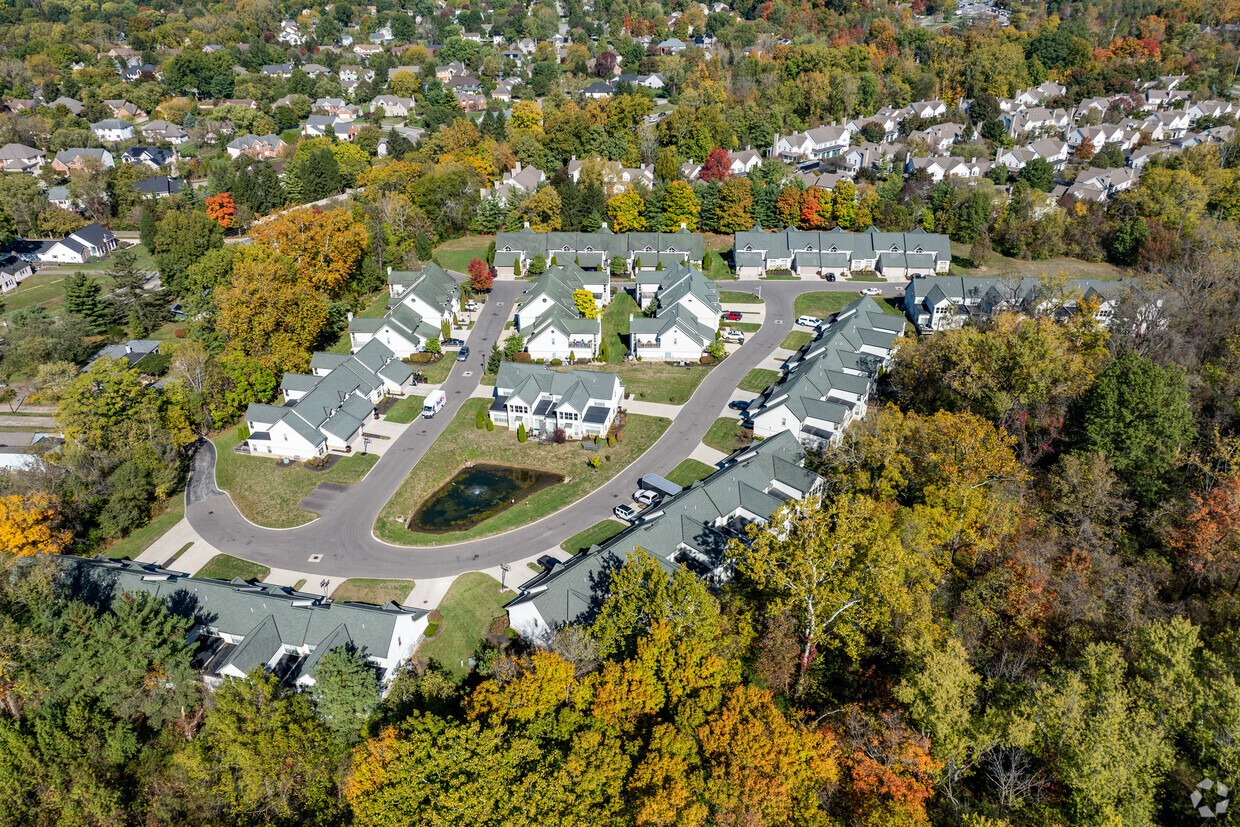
[249,205,368,297]
[0,493,70,556]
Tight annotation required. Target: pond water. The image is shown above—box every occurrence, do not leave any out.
[407,464,564,533]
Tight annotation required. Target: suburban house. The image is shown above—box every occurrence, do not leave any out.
[121,146,176,168]
[772,126,851,161]
[90,118,135,142]
[0,255,33,292]
[1015,81,1067,107]
[493,226,704,277]
[630,263,721,360]
[87,339,161,369]
[506,431,822,642]
[480,161,545,202]
[371,95,414,118]
[31,223,119,265]
[103,99,145,119]
[134,175,184,198]
[732,225,952,278]
[748,297,903,448]
[0,143,45,173]
[488,362,624,439]
[513,262,610,361]
[58,556,429,687]
[226,134,286,159]
[904,275,1129,333]
[348,263,460,356]
[140,120,189,145]
[51,148,114,172]
[243,339,414,459]
[69,223,119,258]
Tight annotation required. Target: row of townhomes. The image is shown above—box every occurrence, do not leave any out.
[630,263,722,360]
[243,338,413,459]
[348,263,460,356]
[59,556,428,687]
[493,225,705,277]
[732,225,953,279]
[488,362,625,440]
[513,262,611,361]
[903,275,1129,333]
[748,297,905,448]
[507,431,822,641]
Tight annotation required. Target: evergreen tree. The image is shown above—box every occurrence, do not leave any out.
[697,181,720,233]
[580,183,605,227]
[643,186,663,232]
[138,203,158,251]
[63,272,107,332]
[294,148,342,203]
[487,342,502,373]
[206,162,235,197]
[310,647,381,743]
[415,232,434,261]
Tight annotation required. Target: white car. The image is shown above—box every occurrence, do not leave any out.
[633,489,660,506]
[721,330,744,342]
[795,315,822,327]
[465,301,483,311]
[614,503,640,522]
[859,287,883,297]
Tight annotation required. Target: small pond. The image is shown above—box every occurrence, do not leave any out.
[407,464,564,533]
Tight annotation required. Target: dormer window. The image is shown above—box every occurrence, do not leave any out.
[830,246,838,253]
[503,246,512,251]
[645,246,654,252]
[585,246,593,252]
[805,245,813,251]
[563,246,571,251]
[890,245,899,252]
[915,247,924,253]
[744,245,753,252]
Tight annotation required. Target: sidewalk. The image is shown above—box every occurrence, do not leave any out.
[689,443,728,466]
[135,517,220,569]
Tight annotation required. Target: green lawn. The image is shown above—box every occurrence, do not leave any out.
[194,553,270,582]
[572,362,714,405]
[794,293,854,318]
[949,241,1126,280]
[703,417,749,455]
[845,274,885,282]
[331,578,415,605]
[561,519,628,555]
[384,395,427,424]
[601,290,639,363]
[727,322,762,333]
[377,398,670,545]
[760,273,798,280]
[719,290,763,304]
[739,368,781,393]
[101,497,185,561]
[417,572,510,677]
[781,331,813,350]
[703,233,735,279]
[213,426,381,528]
[358,291,393,318]
[665,458,717,488]
[408,355,455,384]
[432,234,494,274]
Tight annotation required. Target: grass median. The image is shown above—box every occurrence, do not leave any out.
[416,572,510,678]
[781,331,813,350]
[383,396,426,424]
[213,425,380,528]
[376,398,671,546]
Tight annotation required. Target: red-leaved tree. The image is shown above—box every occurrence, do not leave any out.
[701,147,732,182]
[468,258,494,292]
[205,192,236,229]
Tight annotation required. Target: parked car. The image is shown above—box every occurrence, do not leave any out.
[633,489,660,506]
[721,310,743,321]
[536,554,559,571]
[796,315,822,327]
[859,287,883,296]
[721,330,744,342]
[824,272,836,282]
[613,503,640,522]
[456,345,470,361]
[465,301,483,311]
[442,337,465,348]
[728,399,750,411]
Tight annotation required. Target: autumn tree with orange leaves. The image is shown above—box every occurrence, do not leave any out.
[205,192,236,230]
[250,205,369,297]
[1168,476,1240,591]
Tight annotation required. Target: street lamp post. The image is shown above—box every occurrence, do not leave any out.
[500,563,510,590]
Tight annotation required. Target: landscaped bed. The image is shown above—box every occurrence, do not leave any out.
[376,398,670,545]
[416,572,510,677]
[213,425,380,528]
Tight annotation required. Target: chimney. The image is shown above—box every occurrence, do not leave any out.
[124,343,133,354]
[523,220,530,229]
[514,161,521,173]
[387,265,392,275]
[601,221,609,231]
[680,221,687,230]
[347,311,354,322]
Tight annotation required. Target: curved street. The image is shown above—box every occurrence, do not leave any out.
[185,279,905,579]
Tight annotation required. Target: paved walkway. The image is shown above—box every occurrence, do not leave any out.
[183,280,907,580]
[624,399,682,419]
[0,415,57,429]
[135,517,219,568]
[689,443,729,466]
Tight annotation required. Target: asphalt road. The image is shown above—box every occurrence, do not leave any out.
[185,279,906,578]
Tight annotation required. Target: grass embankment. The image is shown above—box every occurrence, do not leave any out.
[739,368,781,393]
[432,234,494,274]
[703,417,750,455]
[384,396,427,424]
[213,426,380,528]
[781,331,814,350]
[561,519,628,555]
[948,240,1126,280]
[719,290,763,304]
[331,578,415,605]
[601,291,639,363]
[194,553,270,582]
[568,362,714,405]
[101,497,186,561]
[417,572,510,677]
[377,398,670,546]
[665,458,718,488]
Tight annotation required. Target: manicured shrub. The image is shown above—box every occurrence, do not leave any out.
[476,408,486,429]
[238,424,250,440]
[550,358,562,366]
[516,353,532,363]
[587,456,601,469]
[486,418,494,431]
[553,427,567,444]
[173,327,188,338]
[615,430,623,443]
[607,434,615,448]
[593,434,600,444]
[517,423,527,442]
